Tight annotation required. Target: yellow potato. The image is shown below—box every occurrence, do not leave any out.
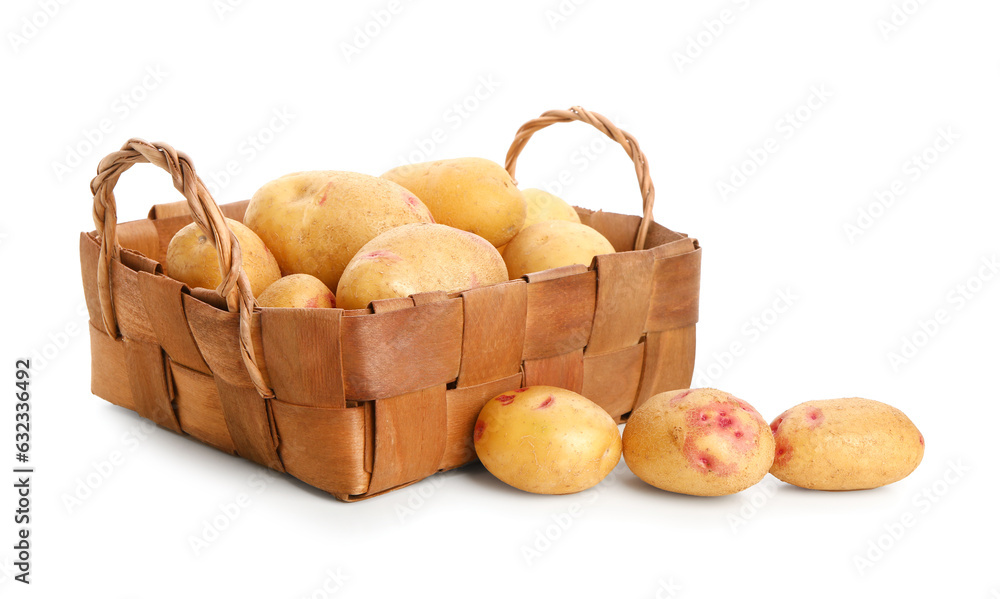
[166,218,280,297]
[257,274,336,309]
[522,188,581,227]
[474,386,621,495]
[497,188,581,254]
[381,158,526,247]
[770,398,924,490]
[502,220,615,280]
[336,223,507,310]
[622,389,775,496]
[244,171,434,290]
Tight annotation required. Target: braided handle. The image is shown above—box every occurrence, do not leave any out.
[504,106,656,251]
[90,138,272,399]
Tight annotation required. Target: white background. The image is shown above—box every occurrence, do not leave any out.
[2,0,998,597]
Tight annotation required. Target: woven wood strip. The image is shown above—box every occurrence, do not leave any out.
[341,299,463,400]
[587,250,655,355]
[184,295,283,471]
[634,325,697,410]
[522,270,596,360]
[88,322,133,410]
[119,248,161,277]
[456,280,527,388]
[586,211,645,254]
[524,264,589,283]
[643,221,689,251]
[439,372,524,470]
[523,349,585,393]
[80,233,109,336]
[179,296,270,386]
[645,248,702,332]
[114,218,160,261]
[122,338,182,433]
[169,360,236,453]
[361,402,374,474]
[411,290,450,306]
[260,307,346,409]
[648,236,697,259]
[149,198,250,221]
[370,297,415,313]
[270,399,368,498]
[89,139,270,399]
[214,381,283,471]
[136,271,211,373]
[109,259,159,342]
[366,385,448,496]
[581,343,646,420]
[505,106,655,251]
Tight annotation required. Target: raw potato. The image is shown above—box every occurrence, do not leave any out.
[166,218,280,297]
[770,398,924,491]
[257,274,336,309]
[623,389,775,496]
[382,158,526,247]
[502,220,615,280]
[497,188,581,254]
[244,171,434,290]
[336,223,507,310]
[473,386,621,495]
[521,188,581,227]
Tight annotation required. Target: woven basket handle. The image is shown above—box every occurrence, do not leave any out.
[504,106,655,251]
[90,138,272,398]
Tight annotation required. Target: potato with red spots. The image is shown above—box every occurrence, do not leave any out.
[335,223,507,310]
[770,398,924,491]
[622,388,774,496]
[473,386,622,495]
[244,171,434,291]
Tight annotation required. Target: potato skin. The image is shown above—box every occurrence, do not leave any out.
[336,223,507,310]
[244,171,434,290]
[166,218,280,297]
[257,274,336,309]
[473,386,622,495]
[770,398,924,490]
[622,389,775,496]
[521,188,581,227]
[497,189,581,254]
[382,158,526,247]
[502,220,615,280]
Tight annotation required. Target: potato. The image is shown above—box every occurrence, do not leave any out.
[473,386,621,495]
[382,158,526,247]
[522,188,581,227]
[502,220,615,280]
[244,171,434,290]
[336,223,507,310]
[497,188,581,254]
[257,274,336,309]
[622,389,775,496]
[769,398,924,490]
[166,218,280,297]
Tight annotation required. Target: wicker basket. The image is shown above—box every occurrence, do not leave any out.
[80,107,701,501]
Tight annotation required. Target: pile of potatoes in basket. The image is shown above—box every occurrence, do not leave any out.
[165,157,614,310]
[165,157,925,498]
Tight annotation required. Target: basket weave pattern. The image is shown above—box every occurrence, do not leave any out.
[79,107,701,500]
